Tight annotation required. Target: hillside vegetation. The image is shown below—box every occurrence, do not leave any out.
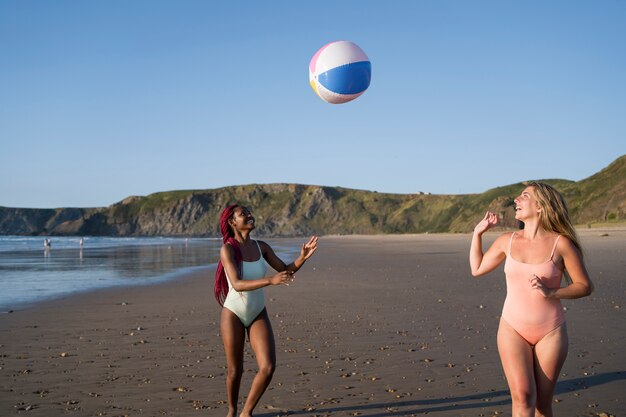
[1,155,624,237]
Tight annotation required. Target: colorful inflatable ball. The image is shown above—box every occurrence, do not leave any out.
[309,40,371,104]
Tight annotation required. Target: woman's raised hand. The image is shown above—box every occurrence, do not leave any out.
[300,236,319,260]
[474,211,499,235]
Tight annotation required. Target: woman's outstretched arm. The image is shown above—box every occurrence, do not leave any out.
[260,236,318,274]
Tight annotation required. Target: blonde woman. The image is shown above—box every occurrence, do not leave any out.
[470,182,593,417]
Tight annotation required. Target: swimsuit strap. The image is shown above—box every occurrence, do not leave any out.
[508,232,516,257]
[549,235,561,261]
[254,239,263,259]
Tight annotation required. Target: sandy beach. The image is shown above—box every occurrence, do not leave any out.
[1,230,624,416]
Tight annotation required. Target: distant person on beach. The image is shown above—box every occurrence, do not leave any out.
[214,204,318,417]
[469,182,593,417]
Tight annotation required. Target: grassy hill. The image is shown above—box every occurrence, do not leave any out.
[1,155,624,236]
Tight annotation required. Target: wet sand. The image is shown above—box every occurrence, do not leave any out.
[1,230,624,416]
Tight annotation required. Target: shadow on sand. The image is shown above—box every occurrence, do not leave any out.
[256,371,624,417]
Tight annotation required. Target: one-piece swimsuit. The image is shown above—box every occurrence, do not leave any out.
[223,240,268,327]
[501,232,565,346]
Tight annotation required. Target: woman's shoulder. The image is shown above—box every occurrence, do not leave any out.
[497,231,516,242]
[491,231,515,252]
[256,240,279,257]
[220,241,237,254]
[553,234,576,252]
[553,233,571,242]
[255,239,270,250]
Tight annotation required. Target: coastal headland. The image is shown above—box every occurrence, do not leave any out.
[1,155,624,237]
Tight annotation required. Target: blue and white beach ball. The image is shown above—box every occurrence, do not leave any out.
[309,40,371,104]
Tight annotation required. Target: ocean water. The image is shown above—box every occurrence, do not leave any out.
[0,236,296,311]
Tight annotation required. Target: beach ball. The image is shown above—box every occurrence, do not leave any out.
[309,40,371,104]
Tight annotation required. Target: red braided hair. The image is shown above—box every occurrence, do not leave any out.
[214,204,242,306]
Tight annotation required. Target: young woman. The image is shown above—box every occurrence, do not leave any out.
[469,182,593,417]
[215,204,318,417]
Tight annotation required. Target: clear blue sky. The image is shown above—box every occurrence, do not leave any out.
[1,1,625,208]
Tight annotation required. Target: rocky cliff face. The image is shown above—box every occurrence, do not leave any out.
[0,207,88,235]
[1,156,624,236]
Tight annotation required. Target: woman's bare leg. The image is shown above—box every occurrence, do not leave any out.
[533,324,568,417]
[221,308,246,417]
[497,319,536,417]
[239,309,276,417]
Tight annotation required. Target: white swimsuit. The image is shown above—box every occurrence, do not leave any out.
[223,240,268,327]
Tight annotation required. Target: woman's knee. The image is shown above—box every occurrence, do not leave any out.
[258,361,276,378]
[510,386,535,409]
[226,364,243,380]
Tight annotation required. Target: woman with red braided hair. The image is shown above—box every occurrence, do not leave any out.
[215,204,318,417]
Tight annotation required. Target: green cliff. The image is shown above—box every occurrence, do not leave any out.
[1,155,624,237]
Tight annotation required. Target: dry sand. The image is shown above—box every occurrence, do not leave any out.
[1,230,624,416]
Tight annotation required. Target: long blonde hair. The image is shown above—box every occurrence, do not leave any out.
[526,181,583,259]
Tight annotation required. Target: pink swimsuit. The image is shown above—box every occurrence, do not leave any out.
[502,233,565,346]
